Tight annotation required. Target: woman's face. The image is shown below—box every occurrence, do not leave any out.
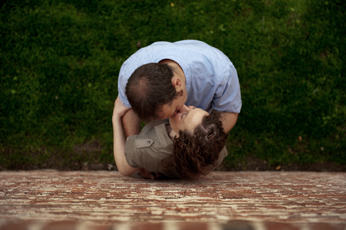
[169,105,209,134]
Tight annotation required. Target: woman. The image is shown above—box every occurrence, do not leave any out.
[112,97,228,179]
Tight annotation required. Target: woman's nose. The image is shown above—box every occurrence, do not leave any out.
[180,105,190,113]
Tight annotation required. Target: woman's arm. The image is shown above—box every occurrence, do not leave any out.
[112,97,138,176]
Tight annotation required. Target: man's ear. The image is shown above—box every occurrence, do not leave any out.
[172,77,181,88]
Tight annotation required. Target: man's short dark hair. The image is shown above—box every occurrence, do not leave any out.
[125,63,182,121]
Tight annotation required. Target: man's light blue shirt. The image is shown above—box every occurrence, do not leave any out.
[118,40,242,114]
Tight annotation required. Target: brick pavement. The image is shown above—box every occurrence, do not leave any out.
[0,170,346,230]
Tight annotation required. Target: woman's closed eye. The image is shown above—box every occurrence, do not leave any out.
[181,107,196,119]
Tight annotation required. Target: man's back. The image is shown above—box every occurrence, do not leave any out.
[118,39,241,114]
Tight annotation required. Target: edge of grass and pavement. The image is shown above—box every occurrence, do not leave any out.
[1,0,345,171]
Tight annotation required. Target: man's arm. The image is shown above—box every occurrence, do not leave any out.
[112,98,138,176]
[122,109,141,137]
[221,112,239,133]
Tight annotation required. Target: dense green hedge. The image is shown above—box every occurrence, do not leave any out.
[1,0,345,169]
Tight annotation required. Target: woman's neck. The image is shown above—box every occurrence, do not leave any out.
[165,124,178,140]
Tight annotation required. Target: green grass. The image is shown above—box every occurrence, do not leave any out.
[1,0,345,170]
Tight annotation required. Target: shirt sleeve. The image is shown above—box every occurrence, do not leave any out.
[212,64,242,113]
[124,135,163,172]
[117,62,132,108]
[124,135,140,168]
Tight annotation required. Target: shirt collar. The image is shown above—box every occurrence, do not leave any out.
[154,121,174,149]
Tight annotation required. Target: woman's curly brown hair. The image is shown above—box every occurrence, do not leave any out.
[171,110,228,179]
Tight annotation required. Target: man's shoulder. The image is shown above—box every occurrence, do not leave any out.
[119,42,173,72]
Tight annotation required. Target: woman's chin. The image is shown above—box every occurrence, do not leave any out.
[170,130,179,138]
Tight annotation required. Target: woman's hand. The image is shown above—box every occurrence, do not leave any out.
[112,97,130,121]
[138,168,163,180]
[138,168,155,179]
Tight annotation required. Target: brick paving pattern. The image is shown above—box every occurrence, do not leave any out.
[0,170,346,230]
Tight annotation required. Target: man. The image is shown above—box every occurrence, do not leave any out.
[118,40,242,137]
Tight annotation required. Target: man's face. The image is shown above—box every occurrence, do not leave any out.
[158,89,187,120]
